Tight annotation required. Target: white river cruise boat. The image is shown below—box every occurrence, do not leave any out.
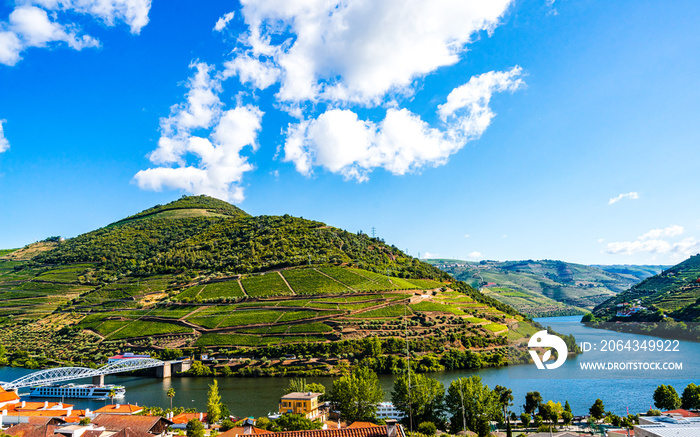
[28,383,126,399]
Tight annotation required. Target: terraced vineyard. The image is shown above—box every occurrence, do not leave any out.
[0,195,539,373]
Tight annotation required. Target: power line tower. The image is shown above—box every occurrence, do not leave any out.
[371,227,376,238]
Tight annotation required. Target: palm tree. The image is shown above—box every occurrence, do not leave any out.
[167,388,176,410]
[108,389,116,405]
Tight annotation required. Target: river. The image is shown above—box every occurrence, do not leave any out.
[2,316,698,418]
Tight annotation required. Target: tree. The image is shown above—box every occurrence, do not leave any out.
[538,401,562,425]
[108,389,116,405]
[363,337,382,358]
[520,413,530,428]
[329,366,384,423]
[564,400,572,414]
[186,419,204,437]
[417,422,436,436]
[654,384,681,411]
[220,420,235,432]
[444,376,499,435]
[392,372,445,430]
[79,418,91,426]
[589,399,605,421]
[561,411,573,427]
[523,392,542,415]
[285,378,326,399]
[207,379,222,423]
[681,383,700,410]
[275,414,323,431]
[494,385,513,424]
[167,388,176,410]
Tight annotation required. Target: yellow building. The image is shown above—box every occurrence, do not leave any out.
[279,392,323,419]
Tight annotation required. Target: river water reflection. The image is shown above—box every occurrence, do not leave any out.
[3,316,698,417]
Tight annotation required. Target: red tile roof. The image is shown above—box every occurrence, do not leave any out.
[663,409,700,417]
[170,413,208,424]
[268,425,401,437]
[4,423,59,437]
[218,426,273,437]
[347,423,379,429]
[92,414,172,434]
[94,404,144,414]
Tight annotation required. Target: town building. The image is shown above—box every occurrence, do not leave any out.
[278,393,323,420]
[375,403,404,421]
[636,413,700,436]
[168,412,208,429]
[91,414,172,436]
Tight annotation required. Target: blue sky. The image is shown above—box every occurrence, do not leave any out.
[0,0,699,266]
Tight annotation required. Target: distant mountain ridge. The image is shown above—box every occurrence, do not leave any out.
[428,259,667,318]
[593,254,700,322]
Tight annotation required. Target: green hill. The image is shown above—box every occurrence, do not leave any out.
[592,254,700,322]
[428,259,666,317]
[0,195,540,376]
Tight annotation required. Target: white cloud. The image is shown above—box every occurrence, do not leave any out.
[135,63,264,202]
[605,225,700,259]
[464,234,470,238]
[597,238,605,243]
[609,191,639,205]
[24,0,151,33]
[239,0,514,104]
[422,252,439,259]
[283,67,523,181]
[0,120,9,153]
[141,0,525,198]
[639,225,684,241]
[0,0,150,65]
[222,54,280,90]
[467,251,482,260]
[213,11,234,32]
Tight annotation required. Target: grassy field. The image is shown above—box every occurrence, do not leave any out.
[195,333,260,346]
[410,301,466,315]
[282,269,350,295]
[175,285,203,300]
[218,310,282,327]
[199,281,245,299]
[288,322,333,333]
[110,321,191,339]
[241,272,293,297]
[348,304,411,319]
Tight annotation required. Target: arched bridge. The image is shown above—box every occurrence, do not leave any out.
[0,358,168,390]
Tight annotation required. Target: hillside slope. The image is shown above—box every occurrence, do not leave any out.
[429,259,666,317]
[593,254,700,322]
[0,195,538,376]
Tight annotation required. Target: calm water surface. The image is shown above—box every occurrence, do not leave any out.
[3,316,698,417]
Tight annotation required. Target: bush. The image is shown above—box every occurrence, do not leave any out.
[417,422,436,436]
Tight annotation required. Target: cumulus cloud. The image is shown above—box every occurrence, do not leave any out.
[0,0,150,65]
[222,54,280,90]
[609,191,639,205]
[467,251,482,259]
[283,67,523,180]
[238,0,513,104]
[422,252,439,259]
[605,225,700,259]
[0,120,9,153]
[139,0,525,199]
[639,225,684,241]
[135,63,264,202]
[213,11,234,32]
